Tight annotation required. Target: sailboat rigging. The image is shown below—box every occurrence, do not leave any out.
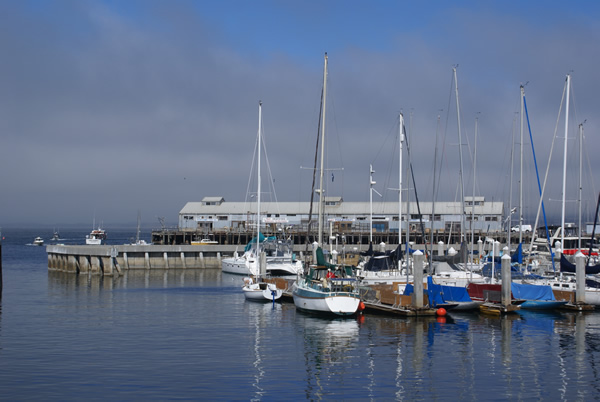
[292,53,360,315]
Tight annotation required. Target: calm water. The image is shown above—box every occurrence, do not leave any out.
[1,228,599,400]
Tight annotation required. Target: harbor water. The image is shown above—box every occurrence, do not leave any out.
[1,228,600,400]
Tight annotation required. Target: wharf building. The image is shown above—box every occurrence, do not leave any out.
[151,196,504,246]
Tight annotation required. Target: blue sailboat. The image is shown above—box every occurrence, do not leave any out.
[511,282,568,310]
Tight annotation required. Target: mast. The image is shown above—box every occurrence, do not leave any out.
[429,113,440,268]
[399,113,405,265]
[508,113,516,248]
[471,117,478,269]
[317,53,328,246]
[561,74,570,250]
[369,164,375,244]
[519,85,525,245]
[453,67,466,242]
[578,123,583,250]
[257,101,262,259]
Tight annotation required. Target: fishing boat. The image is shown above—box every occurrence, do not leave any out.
[292,53,360,316]
[242,277,282,302]
[33,236,44,246]
[86,228,106,245]
[51,230,60,241]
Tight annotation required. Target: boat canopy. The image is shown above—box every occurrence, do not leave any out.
[511,282,555,301]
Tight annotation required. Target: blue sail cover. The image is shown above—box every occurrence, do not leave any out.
[511,243,523,264]
[511,282,555,301]
[427,276,472,305]
[244,233,266,252]
[405,277,472,306]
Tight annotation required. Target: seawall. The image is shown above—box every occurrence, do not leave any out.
[46,244,238,276]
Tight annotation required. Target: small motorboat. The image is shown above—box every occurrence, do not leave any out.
[242,278,282,302]
[33,237,44,246]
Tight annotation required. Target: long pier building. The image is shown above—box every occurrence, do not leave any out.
[152,196,505,246]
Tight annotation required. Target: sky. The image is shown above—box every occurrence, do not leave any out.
[1,0,599,229]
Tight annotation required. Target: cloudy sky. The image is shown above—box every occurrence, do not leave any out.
[1,0,599,229]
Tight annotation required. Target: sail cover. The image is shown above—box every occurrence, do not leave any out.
[511,282,555,301]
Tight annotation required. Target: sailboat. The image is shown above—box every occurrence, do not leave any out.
[222,102,266,277]
[521,75,600,305]
[357,116,407,285]
[292,53,361,316]
[131,210,149,246]
[221,102,302,277]
[242,276,283,302]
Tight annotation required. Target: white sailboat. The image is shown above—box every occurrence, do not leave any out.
[242,276,283,302]
[357,113,409,285]
[222,102,265,277]
[221,102,302,277]
[292,53,361,316]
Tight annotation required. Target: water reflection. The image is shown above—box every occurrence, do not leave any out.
[48,269,224,292]
[296,313,359,399]
[41,268,600,400]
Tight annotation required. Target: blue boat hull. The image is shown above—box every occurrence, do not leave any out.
[520,300,568,310]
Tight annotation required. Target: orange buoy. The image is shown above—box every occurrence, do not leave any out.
[436,308,447,316]
[358,301,366,311]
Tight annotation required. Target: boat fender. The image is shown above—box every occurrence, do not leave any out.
[436,308,447,316]
[358,301,365,312]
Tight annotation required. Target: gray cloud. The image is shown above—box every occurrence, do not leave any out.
[0,1,598,228]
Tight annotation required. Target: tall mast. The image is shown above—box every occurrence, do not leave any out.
[471,117,478,267]
[429,113,440,268]
[399,113,405,254]
[508,113,515,247]
[317,53,328,246]
[561,74,571,250]
[369,164,375,244]
[257,101,262,257]
[519,85,525,245]
[578,123,583,250]
[453,67,466,242]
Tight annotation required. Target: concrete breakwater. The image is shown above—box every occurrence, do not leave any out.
[47,244,311,276]
[47,244,235,275]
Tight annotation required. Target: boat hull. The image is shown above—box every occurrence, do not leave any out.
[292,285,360,316]
[451,301,484,311]
[243,283,282,302]
[221,257,258,276]
[520,300,568,310]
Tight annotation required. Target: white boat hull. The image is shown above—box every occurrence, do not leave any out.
[292,281,360,316]
[243,283,282,302]
[221,256,258,276]
[222,254,301,277]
